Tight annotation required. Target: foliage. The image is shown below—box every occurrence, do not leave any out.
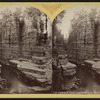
[67,8,100,62]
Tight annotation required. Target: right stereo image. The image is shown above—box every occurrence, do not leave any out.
[52,5,100,94]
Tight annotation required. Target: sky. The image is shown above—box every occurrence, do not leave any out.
[57,5,100,39]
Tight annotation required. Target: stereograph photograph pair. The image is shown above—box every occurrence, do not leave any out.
[0,1,99,99]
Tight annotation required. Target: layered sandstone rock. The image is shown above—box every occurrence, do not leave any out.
[52,45,80,91]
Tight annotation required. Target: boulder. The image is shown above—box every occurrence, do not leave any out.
[62,62,77,76]
[9,59,52,88]
[61,77,81,90]
[32,56,47,64]
[84,59,100,72]
[29,86,51,92]
[0,77,7,90]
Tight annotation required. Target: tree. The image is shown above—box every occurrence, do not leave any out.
[13,8,25,57]
[24,7,43,45]
[67,10,88,62]
[89,8,100,58]
[0,20,3,60]
[52,11,65,47]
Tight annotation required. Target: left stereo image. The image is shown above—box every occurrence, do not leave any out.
[0,5,52,94]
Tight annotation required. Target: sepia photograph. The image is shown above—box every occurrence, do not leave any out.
[52,5,100,94]
[0,5,52,94]
[0,3,100,95]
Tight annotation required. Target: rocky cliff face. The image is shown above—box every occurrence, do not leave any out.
[8,39,52,92]
[52,44,80,92]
